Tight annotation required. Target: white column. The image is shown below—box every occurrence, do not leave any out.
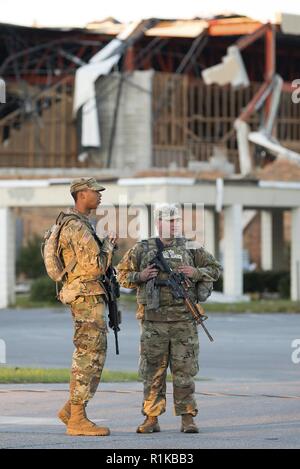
[223,204,243,298]
[261,209,285,271]
[261,210,272,270]
[291,207,300,301]
[0,208,16,308]
[204,209,219,258]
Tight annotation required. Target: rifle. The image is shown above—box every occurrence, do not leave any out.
[103,265,122,355]
[149,238,214,342]
[89,228,122,355]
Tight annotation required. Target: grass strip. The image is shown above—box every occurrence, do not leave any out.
[204,300,300,313]
[0,368,139,384]
[0,367,208,384]
[14,294,300,313]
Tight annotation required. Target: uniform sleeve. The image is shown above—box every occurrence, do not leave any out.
[116,243,143,289]
[61,220,114,276]
[191,247,222,283]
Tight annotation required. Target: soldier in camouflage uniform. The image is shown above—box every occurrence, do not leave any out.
[117,204,221,433]
[57,177,117,437]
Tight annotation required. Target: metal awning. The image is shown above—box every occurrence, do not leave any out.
[145,20,208,38]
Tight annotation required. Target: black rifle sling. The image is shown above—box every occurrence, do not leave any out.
[155,237,172,273]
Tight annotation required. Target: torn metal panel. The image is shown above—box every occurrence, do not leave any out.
[202,22,276,89]
[235,74,299,170]
[249,131,300,165]
[73,50,121,148]
[280,13,300,35]
[73,20,154,149]
[202,45,249,88]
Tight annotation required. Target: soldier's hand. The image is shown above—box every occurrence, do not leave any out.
[139,265,159,282]
[177,265,197,279]
[107,231,118,245]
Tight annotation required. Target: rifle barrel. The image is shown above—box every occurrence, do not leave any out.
[198,320,214,342]
[184,297,214,342]
[114,329,119,355]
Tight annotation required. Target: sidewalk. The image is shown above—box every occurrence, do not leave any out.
[0,381,299,449]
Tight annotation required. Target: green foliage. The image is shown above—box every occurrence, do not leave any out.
[278,274,291,299]
[213,271,290,298]
[30,276,58,303]
[17,235,45,279]
[244,271,290,296]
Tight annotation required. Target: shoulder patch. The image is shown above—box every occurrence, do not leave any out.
[80,230,93,244]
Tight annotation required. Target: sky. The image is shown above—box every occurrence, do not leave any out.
[1,0,300,27]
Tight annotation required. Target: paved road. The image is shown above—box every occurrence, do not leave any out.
[0,303,299,381]
[0,304,300,449]
[0,381,299,449]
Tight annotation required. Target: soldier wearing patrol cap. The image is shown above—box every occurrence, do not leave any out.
[117,204,221,434]
[57,177,117,437]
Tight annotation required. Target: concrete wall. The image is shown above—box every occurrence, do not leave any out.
[95,70,154,170]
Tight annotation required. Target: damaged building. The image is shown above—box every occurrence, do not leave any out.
[1,15,300,172]
[0,14,300,306]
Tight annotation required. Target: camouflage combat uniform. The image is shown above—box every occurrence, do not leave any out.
[59,208,114,405]
[117,237,221,417]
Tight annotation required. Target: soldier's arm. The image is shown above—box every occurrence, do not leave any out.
[116,244,143,289]
[62,221,114,276]
[191,247,222,283]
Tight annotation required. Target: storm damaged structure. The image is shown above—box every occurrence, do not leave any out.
[1,15,300,307]
[0,15,300,172]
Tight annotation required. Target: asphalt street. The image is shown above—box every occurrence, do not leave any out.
[0,303,299,381]
[0,381,299,449]
[0,303,299,449]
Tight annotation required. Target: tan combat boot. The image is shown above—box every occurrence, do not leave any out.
[136,416,160,434]
[58,401,94,426]
[180,414,199,433]
[59,380,75,425]
[66,404,110,436]
[57,400,71,425]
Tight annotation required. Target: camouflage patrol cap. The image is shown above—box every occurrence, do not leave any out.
[70,177,106,194]
[154,204,182,221]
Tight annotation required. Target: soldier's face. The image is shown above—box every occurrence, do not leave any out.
[81,189,102,209]
[157,219,181,239]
